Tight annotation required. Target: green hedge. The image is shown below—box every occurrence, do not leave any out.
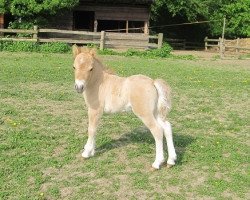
[99,43,173,58]
[0,41,195,59]
[0,41,71,53]
[0,41,173,57]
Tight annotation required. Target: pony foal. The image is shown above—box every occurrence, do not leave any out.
[73,46,177,169]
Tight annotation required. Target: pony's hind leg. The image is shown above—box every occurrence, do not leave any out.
[82,108,102,158]
[157,118,177,166]
[139,115,165,169]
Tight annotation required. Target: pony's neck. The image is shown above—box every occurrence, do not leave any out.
[86,58,104,90]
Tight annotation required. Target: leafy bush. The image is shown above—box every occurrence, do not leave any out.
[147,43,173,58]
[39,42,71,53]
[0,41,39,52]
[98,43,173,58]
[0,41,71,53]
[0,41,195,59]
[98,48,120,56]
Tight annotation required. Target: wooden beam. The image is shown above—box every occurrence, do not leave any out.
[100,31,106,50]
[94,20,98,32]
[0,28,36,34]
[144,21,149,34]
[33,26,38,41]
[0,14,4,28]
[39,29,100,36]
[158,33,163,49]
[126,21,129,33]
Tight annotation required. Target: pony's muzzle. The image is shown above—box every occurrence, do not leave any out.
[75,80,85,93]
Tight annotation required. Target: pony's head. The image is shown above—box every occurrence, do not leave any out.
[72,45,96,93]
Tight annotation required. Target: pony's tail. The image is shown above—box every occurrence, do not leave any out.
[154,79,172,120]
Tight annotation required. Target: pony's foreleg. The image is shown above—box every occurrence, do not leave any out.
[82,108,102,158]
[157,118,177,166]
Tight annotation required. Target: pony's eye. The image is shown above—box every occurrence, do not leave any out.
[73,66,75,70]
[90,68,93,71]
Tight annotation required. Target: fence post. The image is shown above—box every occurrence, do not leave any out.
[236,38,239,54]
[33,25,38,41]
[219,37,225,59]
[218,37,221,52]
[204,37,208,51]
[100,31,105,50]
[158,33,163,49]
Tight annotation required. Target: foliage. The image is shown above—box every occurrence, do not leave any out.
[151,0,205,22]
[0,41,71,53]
[39,42,70,53]
[0,41,195,59]
[99,43,174,58]
[0,41,39,52]
[0,0,79,27]
[5,0,79,16]
[0,0,5,14]
[208,0,250,37]
[151,0,250,38]
[8,17,48,29]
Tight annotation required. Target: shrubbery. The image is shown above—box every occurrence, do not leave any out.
[0,41,195,59]
[99,43,173,58]
[0,41,173,57]
[0,41,71,53]
[39,42,70,53]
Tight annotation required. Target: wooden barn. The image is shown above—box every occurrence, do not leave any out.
[48,0,153,34]
[0,14,4,29]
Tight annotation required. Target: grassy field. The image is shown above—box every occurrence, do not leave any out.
[0,51,249,199]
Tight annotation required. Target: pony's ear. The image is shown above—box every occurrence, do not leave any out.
[72,45,81,58]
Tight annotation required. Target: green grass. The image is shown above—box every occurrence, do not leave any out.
[0,52,249,199]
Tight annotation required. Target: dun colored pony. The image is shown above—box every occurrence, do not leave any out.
[73,46,177,169]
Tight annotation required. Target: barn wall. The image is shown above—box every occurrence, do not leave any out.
[45,3,151,32]
[46,11,73,30]
[75,6,149,21]
[0,14,4,28]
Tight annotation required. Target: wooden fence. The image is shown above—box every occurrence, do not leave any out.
[0,26,163,50]
[165,38,204,50]
[204,37,250,57]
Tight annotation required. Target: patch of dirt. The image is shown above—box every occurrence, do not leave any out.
[113,175,135,199]
[52,143,67,157]
[221,189,239,199]
[172,50,218,60]
[172,50,250,70]
[60,187,75,199]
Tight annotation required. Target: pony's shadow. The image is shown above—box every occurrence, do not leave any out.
[95,127,195,166]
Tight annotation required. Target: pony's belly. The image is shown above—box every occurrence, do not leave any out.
[104,100,131,113]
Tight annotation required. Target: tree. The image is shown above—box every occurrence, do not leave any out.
[0,0,79,28]
[151,0,250,38]
[0,0,7,14]
[208,0,250,37]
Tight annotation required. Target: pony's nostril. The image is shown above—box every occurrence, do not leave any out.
[75,84,84,93]
[75,80,85,93]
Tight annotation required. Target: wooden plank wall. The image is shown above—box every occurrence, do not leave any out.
[0,14,4,28]
[76,5,149,21]
[45,11,73,30]
[105,32,151,49]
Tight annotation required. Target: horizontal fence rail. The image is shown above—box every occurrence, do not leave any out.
[204,37,250,54]
[0,26,163,50]
[165,38,204,50]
